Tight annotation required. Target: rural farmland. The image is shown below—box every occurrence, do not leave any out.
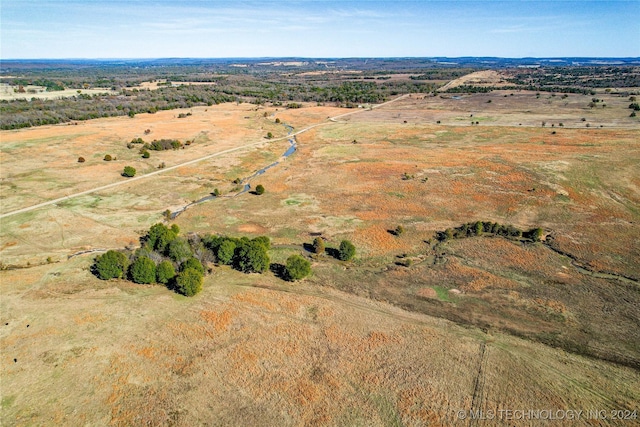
[1,57,639,426]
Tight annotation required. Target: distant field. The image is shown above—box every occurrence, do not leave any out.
[1,88,639,425]
[0,83,115,101]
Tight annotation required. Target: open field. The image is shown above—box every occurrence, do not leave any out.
[2,264,638,426]
[0,84,116,101]
[1,88,639,425]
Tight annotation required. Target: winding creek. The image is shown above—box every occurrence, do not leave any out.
[170,124,297,219]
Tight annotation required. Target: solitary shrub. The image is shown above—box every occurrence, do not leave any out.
[156,260,176,285]
[104,154,113,161]
[142,150,150,158]
[181,257,204,275]
[255,184,265,195]
[275,118,281,123]
[394,225,405,236]
[77,157,85,163]
[175,268,203,296]
[338,240,356,261]
[129,256,156,284]
[122,166,136,177]
[93,250,130,280]
[266,132,273,139]
[285,254,311,281]
[312,237,325,254]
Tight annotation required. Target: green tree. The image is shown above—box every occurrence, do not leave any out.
[252,236,271,250]
[170,224,180,235]
[255,184,265,195]
[146,223,177,252]
[175,268,203,296]
[529,227,544,241]
[93,250,130,280]
[122,166,136,177]
[167,238,192,263]
[156,260,176,285]
[142,150,150,158]
[444,228,454,240]
[181,257,204,275]
[474,221,483,236]
[312,237,325,254]
[285,254,311,281]
[217,239,237,265]
[234,241,270,273]
[129,256,156,284]
[394,225,405,236]
[338,240,356,261]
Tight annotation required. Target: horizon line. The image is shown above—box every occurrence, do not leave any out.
[2,56,640,62]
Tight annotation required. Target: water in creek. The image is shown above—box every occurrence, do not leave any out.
[170,124,297,219]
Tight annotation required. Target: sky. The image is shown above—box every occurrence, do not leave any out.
[1,0,638,59]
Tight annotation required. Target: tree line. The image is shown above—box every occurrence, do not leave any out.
[0,78,436,129]
[436,221,544,242]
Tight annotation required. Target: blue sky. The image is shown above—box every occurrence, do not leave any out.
[1,1,638,59]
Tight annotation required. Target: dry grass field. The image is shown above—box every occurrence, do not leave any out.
[0,84,116,101]
[1,89,639,425]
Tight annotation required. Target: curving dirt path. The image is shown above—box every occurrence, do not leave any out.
[0,95,408,220]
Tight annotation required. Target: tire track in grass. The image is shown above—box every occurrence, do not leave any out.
[468,342,488,427]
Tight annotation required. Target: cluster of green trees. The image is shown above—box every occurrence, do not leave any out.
[11,78,65,91]
[444,85,494,94]
[93,223,360,293]
[310,237,356,261]
[92,223,204,296]
[143,139,183,151]
[436,221,544,242]
[410,69,474,81]
[202,235,271,274]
